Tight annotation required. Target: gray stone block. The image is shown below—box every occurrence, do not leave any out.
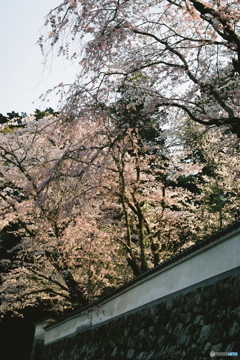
[126,349,135,359]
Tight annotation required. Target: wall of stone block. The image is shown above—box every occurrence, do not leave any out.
[31,223,240,360]
[38,267,240,360]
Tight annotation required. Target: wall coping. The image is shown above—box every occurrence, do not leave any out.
[34,319,56,336]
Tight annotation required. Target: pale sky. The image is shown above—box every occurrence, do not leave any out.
[0,1,76,116]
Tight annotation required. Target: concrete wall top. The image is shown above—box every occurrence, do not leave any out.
[43,221,240,344]
[34,319,55,337]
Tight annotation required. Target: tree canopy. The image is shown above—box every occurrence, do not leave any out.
[0,0,240,317]
[0,108,239,316]
[40,0,240,137]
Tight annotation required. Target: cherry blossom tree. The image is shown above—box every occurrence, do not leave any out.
[0,104,239,317]
[1,0,240,320]
[86,86,205,274]
[181,122,240,238]
[0,106,200,315]
[0,115,124,315]
[40,0,240,137]
[103,128,199,274]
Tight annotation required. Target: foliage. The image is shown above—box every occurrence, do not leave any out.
[33,108,59,120]
[182,123,240,237]
[0,126,16,134]
[0,114,8,125]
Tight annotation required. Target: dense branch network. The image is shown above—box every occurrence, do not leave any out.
[40,0,240,136]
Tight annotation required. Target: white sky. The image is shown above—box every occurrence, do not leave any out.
[0,1,76,116]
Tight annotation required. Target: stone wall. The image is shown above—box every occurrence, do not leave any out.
[37,268,240,360]
[31,222,240,360]
[31,337,45,360]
